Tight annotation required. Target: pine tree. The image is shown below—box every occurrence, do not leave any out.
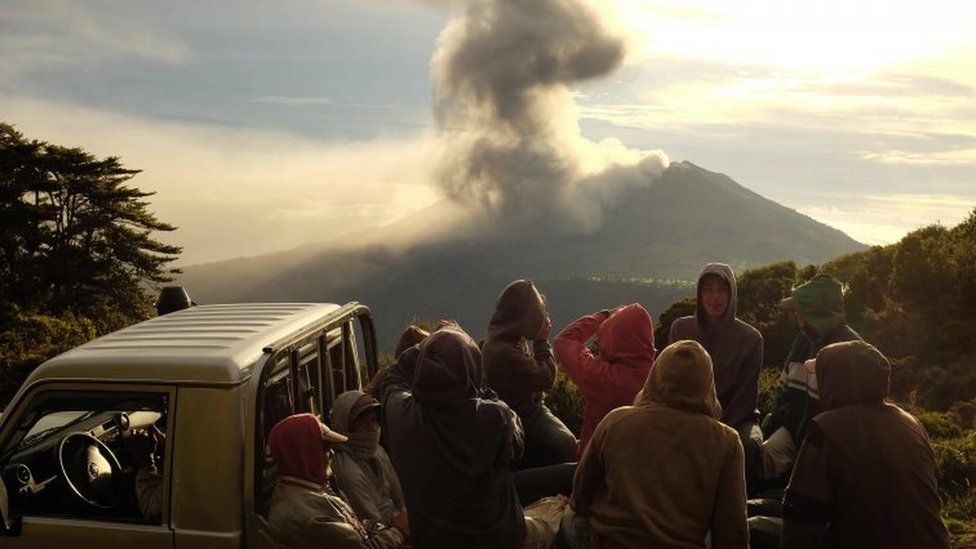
[0,122,181,332]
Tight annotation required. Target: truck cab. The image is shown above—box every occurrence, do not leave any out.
[0,302,379,548]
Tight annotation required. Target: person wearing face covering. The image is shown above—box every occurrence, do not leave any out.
[265,413,407,549]
[564,340,748,549]
[553,304,656,455]
[769,341,949,549]
[669,263,764,494]
[331,390,407,527]
[379,324,528,549]
[484,280,578,468]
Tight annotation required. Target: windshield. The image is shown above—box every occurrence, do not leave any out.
[18,411,92,449]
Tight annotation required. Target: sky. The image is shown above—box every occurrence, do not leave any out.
[2,0,975,264]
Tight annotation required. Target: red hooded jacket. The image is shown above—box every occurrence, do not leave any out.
[554,304,656,455]
[268,413,329,486]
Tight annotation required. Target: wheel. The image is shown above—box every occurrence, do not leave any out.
[57,432,123,509]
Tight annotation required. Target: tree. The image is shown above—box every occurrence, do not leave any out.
[0,122,180,332]
[0,311,96,406]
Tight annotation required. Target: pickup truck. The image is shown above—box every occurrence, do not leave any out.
[0,302,380,548]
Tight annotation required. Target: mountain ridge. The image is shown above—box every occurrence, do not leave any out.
[179,161,865,348]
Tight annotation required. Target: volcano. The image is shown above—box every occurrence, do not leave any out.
[179,161,864,348]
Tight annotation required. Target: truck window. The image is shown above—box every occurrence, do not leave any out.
[262,356,295,437]
[328,332,347,403]
[343,321,363,391]
[295,341,323,418]
[350,317,375,390]
[0,390,170,525]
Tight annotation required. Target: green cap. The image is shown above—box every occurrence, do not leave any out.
[788,274,846,337]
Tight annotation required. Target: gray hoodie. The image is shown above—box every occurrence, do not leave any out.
[669,263,764,427]
[331,390,404,522]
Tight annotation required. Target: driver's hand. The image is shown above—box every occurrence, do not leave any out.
[125,428,157,465]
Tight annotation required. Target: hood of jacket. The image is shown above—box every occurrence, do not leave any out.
[485,279,546,341]
[791,274,847,338]
[816,340,890,410]
[413,326,483,405]
[597,303,656,363]
[640,340,722,419]
[267,413,329,487]
[332,390,379,435]
[696,263,738,330]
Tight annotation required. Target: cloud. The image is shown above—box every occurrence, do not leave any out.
[2,95,441,265]
[799,194,975,245]
[861,148,976,166]
[248,96,337,107]
[0,0,191,80]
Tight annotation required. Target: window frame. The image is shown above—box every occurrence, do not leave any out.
[0,381,177,529]
[249,303,378,514]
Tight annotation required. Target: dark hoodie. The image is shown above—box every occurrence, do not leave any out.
[763,274,861,442]
[554,304,656,455]
[572,340,748,549]
[380,326,525,549]
[782,341,949,549]
[483,280,558,419]
[669,263,764,427]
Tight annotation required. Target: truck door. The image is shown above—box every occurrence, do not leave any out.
[0,383,176,549]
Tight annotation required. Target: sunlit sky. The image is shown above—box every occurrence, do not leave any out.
[2,0,974,264]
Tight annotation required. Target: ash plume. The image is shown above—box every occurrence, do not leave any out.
[432,0,668,231]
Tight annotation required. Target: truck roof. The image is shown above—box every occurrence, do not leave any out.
[28,303,343,385]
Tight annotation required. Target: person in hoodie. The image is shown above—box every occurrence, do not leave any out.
[565,340,749,549]
[670,263,764,494]
[484,280,578,468]
[265,413,407,549]
[331,390,407,529]
[761,274,861,481]
[379,323,528,549]
[553,304,656,455]
[760,341,949,548]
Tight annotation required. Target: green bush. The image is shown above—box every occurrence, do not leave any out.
[952,400,976,431]
[546,371,585,435]
[0,311,96,408]
[933,433,976,498]
[757,367,780,418]
[918,411,964,440]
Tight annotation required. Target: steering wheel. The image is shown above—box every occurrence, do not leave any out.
[57,432,123,509]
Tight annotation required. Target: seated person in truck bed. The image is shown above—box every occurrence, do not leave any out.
[381,323,561,549]
[265,414,407,549]
[331,390,407,527]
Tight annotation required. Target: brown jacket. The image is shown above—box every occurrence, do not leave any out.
[572,340,748,549]
[483,280,558,418]
[782,341,949,549]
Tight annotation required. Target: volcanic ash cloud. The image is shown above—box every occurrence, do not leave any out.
[431,0,669,231]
